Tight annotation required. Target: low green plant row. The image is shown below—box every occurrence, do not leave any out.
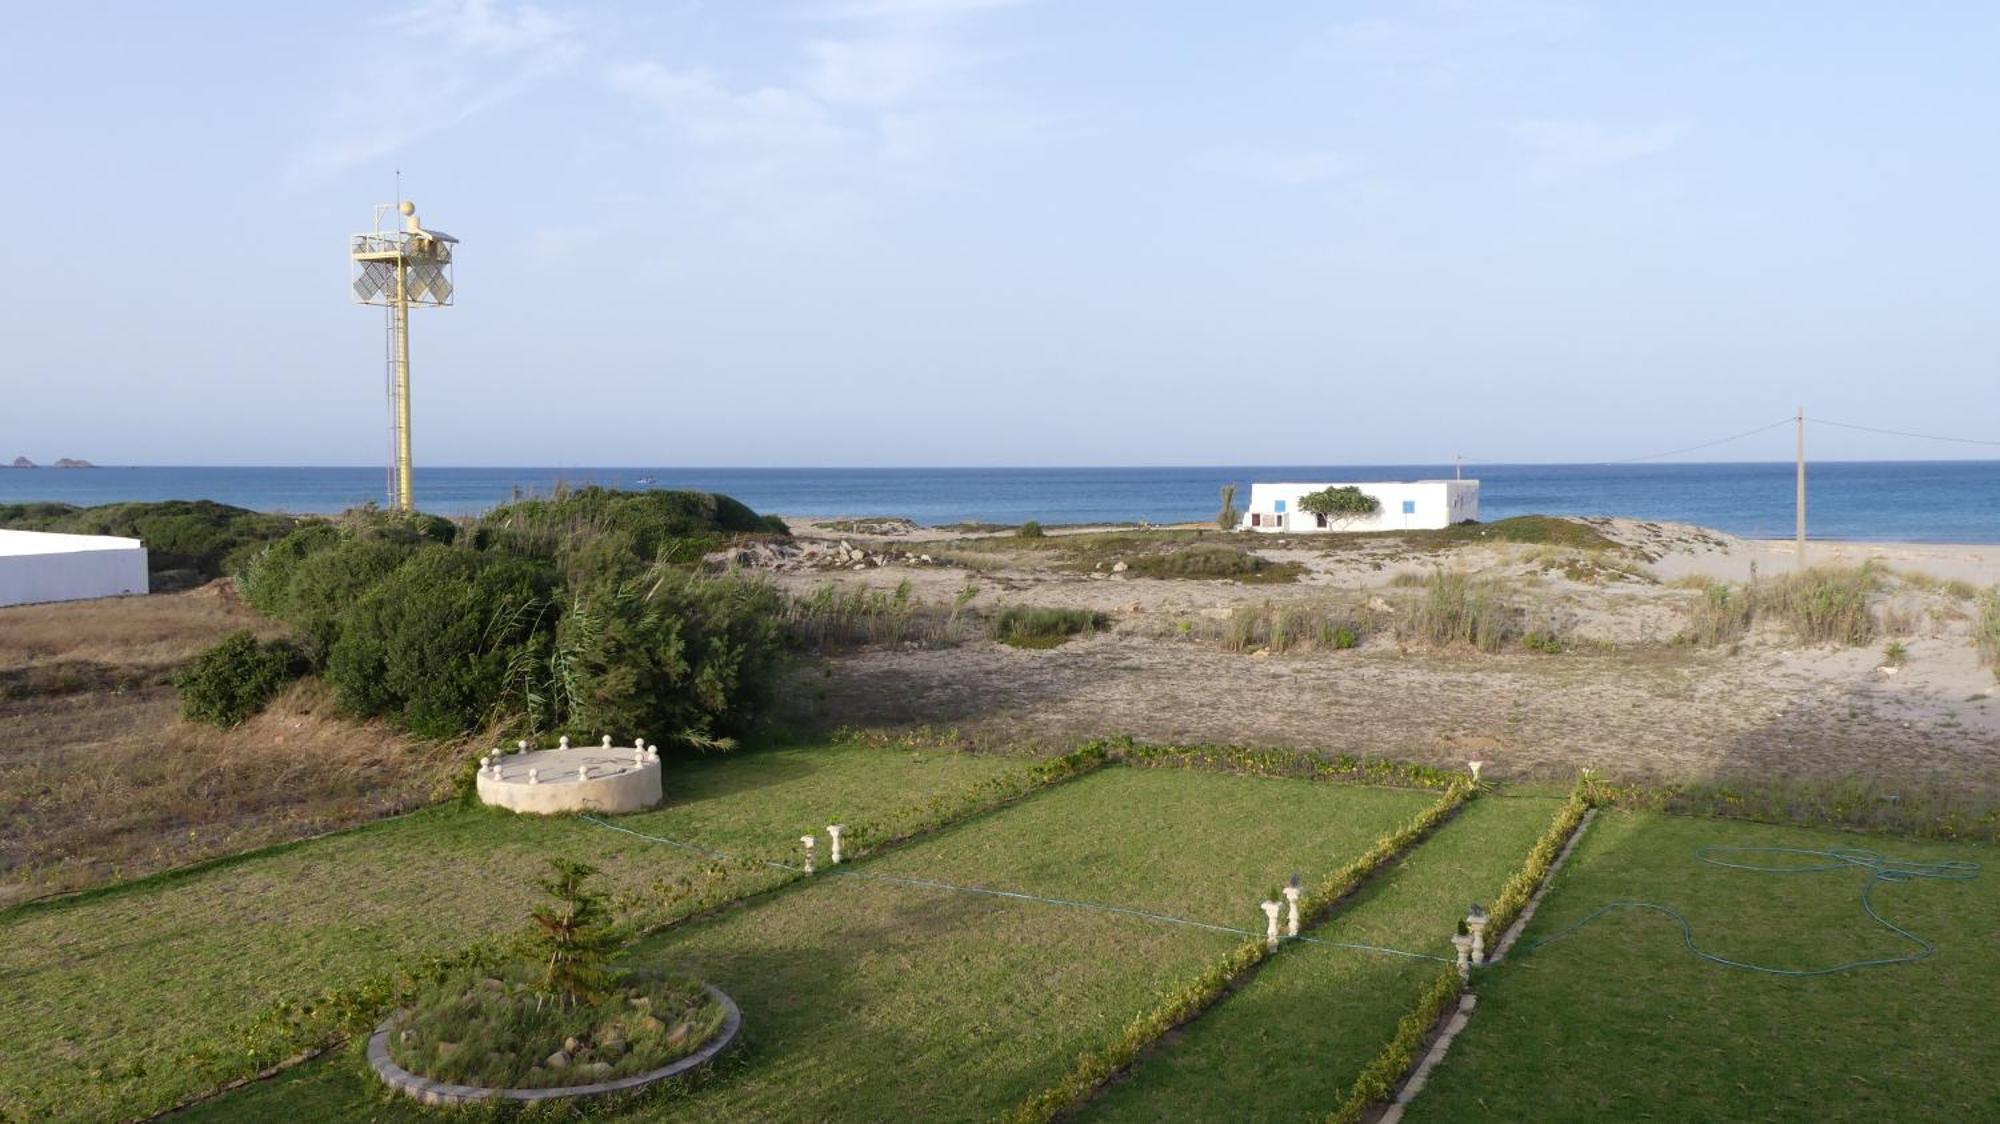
[1482,781,1593,939]
[1002,781,1475,1124]
[1578,773,2000,843]
[1321,780,1591,1124]
[175,744,1116,1116]
[1325,965,1461,1124]
[1118,740,1466,791]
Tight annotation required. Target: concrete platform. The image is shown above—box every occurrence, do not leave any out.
[475,738,663,815]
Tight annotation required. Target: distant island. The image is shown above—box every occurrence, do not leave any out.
[8,457,95,468]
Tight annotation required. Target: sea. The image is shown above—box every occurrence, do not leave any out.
[2,461,1997,543]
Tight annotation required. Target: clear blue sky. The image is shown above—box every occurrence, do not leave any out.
[5,1,1996,467]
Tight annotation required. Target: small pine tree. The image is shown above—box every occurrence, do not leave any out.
[529,859,618,1008]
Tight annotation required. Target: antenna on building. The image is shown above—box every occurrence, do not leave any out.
[350,199,457,511]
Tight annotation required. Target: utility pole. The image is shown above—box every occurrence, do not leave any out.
[1455,455,1463,481]
[1795,406,1806,572]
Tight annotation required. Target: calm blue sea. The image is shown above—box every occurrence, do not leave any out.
[2,462,1996,543]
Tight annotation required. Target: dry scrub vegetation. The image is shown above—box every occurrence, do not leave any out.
[0,586,460,904]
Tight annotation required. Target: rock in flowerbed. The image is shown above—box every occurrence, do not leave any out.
[386,967,725,1091]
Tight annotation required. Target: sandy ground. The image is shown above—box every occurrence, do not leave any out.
[0,585,460,904]
[761,516,2000,790]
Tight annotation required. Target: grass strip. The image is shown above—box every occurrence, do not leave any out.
[1003,781,1474,1124]
[1404,813,1999,1122]
[1324,781,1591,1123]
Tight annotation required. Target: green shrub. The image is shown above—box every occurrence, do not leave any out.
[476,487,775,584]
[325,546,557,736]
[1017,520,1045,538]
[523,570,785,749]
[0,500,299,587]
[234,524,344,612]
[1124,545,1300,583]
[173,631,304,727]
[992,606,1102,648]
[277,538,416,658]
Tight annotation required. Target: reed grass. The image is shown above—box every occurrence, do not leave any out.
[1393,570,1518,652]
[993,606,1104,648]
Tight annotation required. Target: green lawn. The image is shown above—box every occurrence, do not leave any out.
[187,769,1437,1122]
[1409,811,2000,1122]
[1081,795,1563,1123]
[0,741,1028,1123]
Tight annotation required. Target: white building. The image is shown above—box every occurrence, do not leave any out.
[1239,480,1479,533]
[0,529,149,607]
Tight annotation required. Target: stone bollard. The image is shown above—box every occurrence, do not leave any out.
[827,824,845,864]
[645,743,660,762]
[1467,904,1490,965]
[1262,901,1283,950]
[578,765,590,782]
[1469,760,1484,782]
[479,755,490,774]
[633,746,645,766]
[528,768,540,785]
[1283,880,1303,938]
[602,735,613,748]
[559,735,571,750]
[1452,931,1474,982]
[800,835,816,874]
[517,739,528,754]
[635,736,647,750]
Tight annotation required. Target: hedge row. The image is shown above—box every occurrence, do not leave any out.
[1003,780,1475,1124]
[1116,741,1467,791]
[1322,779,1592,1123]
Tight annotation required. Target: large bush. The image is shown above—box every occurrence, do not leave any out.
[522,570,785,748]
[325,547,557,737]
[0,500,299,587]
[174,631,304,727]
[475,488,782,584]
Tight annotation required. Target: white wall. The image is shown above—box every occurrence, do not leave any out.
[0,530,150,607]
[1240,481,1479,533]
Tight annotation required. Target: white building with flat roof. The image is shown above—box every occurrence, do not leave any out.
[0,529,149,607]
[1240,480,1479,533]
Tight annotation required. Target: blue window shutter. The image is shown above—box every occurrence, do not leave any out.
[1274,499,1287,513]
[1402,500,1416,514]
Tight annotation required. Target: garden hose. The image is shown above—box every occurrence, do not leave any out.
[1523,845,1981,977]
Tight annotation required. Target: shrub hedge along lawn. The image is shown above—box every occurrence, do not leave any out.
[1407,812,2000,1123]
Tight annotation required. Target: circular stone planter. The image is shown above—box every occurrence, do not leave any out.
[369,984,741,1106]
[476,743,664,815]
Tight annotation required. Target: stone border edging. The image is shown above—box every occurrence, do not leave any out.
[368,983,741,1105]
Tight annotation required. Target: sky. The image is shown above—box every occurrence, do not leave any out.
[3,1,1997,468]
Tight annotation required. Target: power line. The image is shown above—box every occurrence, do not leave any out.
[1810,417,2000,449]
[1601,417,1796,464]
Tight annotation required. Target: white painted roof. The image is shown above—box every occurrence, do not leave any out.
[0,528,146,556]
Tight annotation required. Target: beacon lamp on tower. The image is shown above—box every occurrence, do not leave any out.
[350,200,457,512]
